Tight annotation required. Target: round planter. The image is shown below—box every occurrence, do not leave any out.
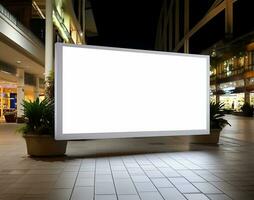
[23,134,67,156]
[190,129,221,144]
[4,114,16,123]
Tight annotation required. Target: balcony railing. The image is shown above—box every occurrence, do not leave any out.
[210,64,254,81]
[0,3,44,48]
[217,68,245,79]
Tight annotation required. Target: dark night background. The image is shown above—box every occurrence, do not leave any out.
[87,0,163,50]
[3,0,254,53]
[86,0,254,54]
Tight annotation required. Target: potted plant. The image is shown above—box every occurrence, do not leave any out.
[241,103,253,117]
[4,111,17,123]
[223,108,233,114]
[191,102,231,144]
[18,71,67,156]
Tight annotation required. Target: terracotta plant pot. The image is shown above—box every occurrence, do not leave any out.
[190,129,221,144]
[23,134,67,156]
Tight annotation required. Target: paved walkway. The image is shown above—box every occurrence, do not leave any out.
[0,115,254,200]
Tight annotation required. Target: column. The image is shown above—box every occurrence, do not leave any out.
[245,92,250,104]
[216,95,220,104]
[78,0,81,22]
[248,51,252,70]
[244,78,250,104]
[168,0,174,51]
[168,9,173,51]
[225,0,233,38]
[184,40,189,54]
[162,1,168,51]
[216,84,220,103]
[0,87,3,119]
[184,0,189,53]
[17,68,25,121]
[175,0,179,47]
[34,77,40,100]
[82,0,86,41]
[45,0,53,79]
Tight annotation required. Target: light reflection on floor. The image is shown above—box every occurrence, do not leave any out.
[0,115,253,200]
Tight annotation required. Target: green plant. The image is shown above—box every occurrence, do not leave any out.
[19,98,54,135]
[210,102,231,129]
[241,103,253,117]
[223,108,233,114]
[18,69,56,135]
[45,70,54,100]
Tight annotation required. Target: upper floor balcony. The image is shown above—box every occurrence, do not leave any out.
[0,3,45,79]
[210,64,254,83]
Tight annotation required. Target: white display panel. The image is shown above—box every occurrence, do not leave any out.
[55,43,209,140]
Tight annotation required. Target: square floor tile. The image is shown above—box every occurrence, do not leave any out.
[168,177,189,184]
[184,193,210,200]
[71,187,93,200]
[151,178,173,188]
[95,182,115,194]
[193,183,223,194]
[135,182,157,192]
[139,192,164,200]
[114,179,137,194]
[132,176,150,183]
[177,170,206,182]
[174,183,200,193]
[207,194,232,200]
[158,187,186,200]
[145,171,164,178]
[118,194,141,200]
[95,174,113,182]
[76,178,94,187]
[95,195,117,200]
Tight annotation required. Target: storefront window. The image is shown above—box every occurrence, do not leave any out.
[250,93,254,106]
[249,77,254,85]
[252,51,254,65]
[0,84,42,119]
[219,80,244,92]
[220,93,245,111]
[0,86,17,118]
[239,56,244,67]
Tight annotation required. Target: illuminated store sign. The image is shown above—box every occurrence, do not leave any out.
[55,43,209,140]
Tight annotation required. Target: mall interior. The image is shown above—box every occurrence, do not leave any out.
[1,0,254,200]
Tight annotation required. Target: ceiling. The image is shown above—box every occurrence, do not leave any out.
[0,40,44,81]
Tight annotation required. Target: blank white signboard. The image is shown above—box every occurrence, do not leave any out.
[55,43,209,140]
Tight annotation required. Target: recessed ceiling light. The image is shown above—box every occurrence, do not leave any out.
[16,61,21,64]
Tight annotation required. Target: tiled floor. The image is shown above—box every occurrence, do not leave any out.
[0,115,254,200]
